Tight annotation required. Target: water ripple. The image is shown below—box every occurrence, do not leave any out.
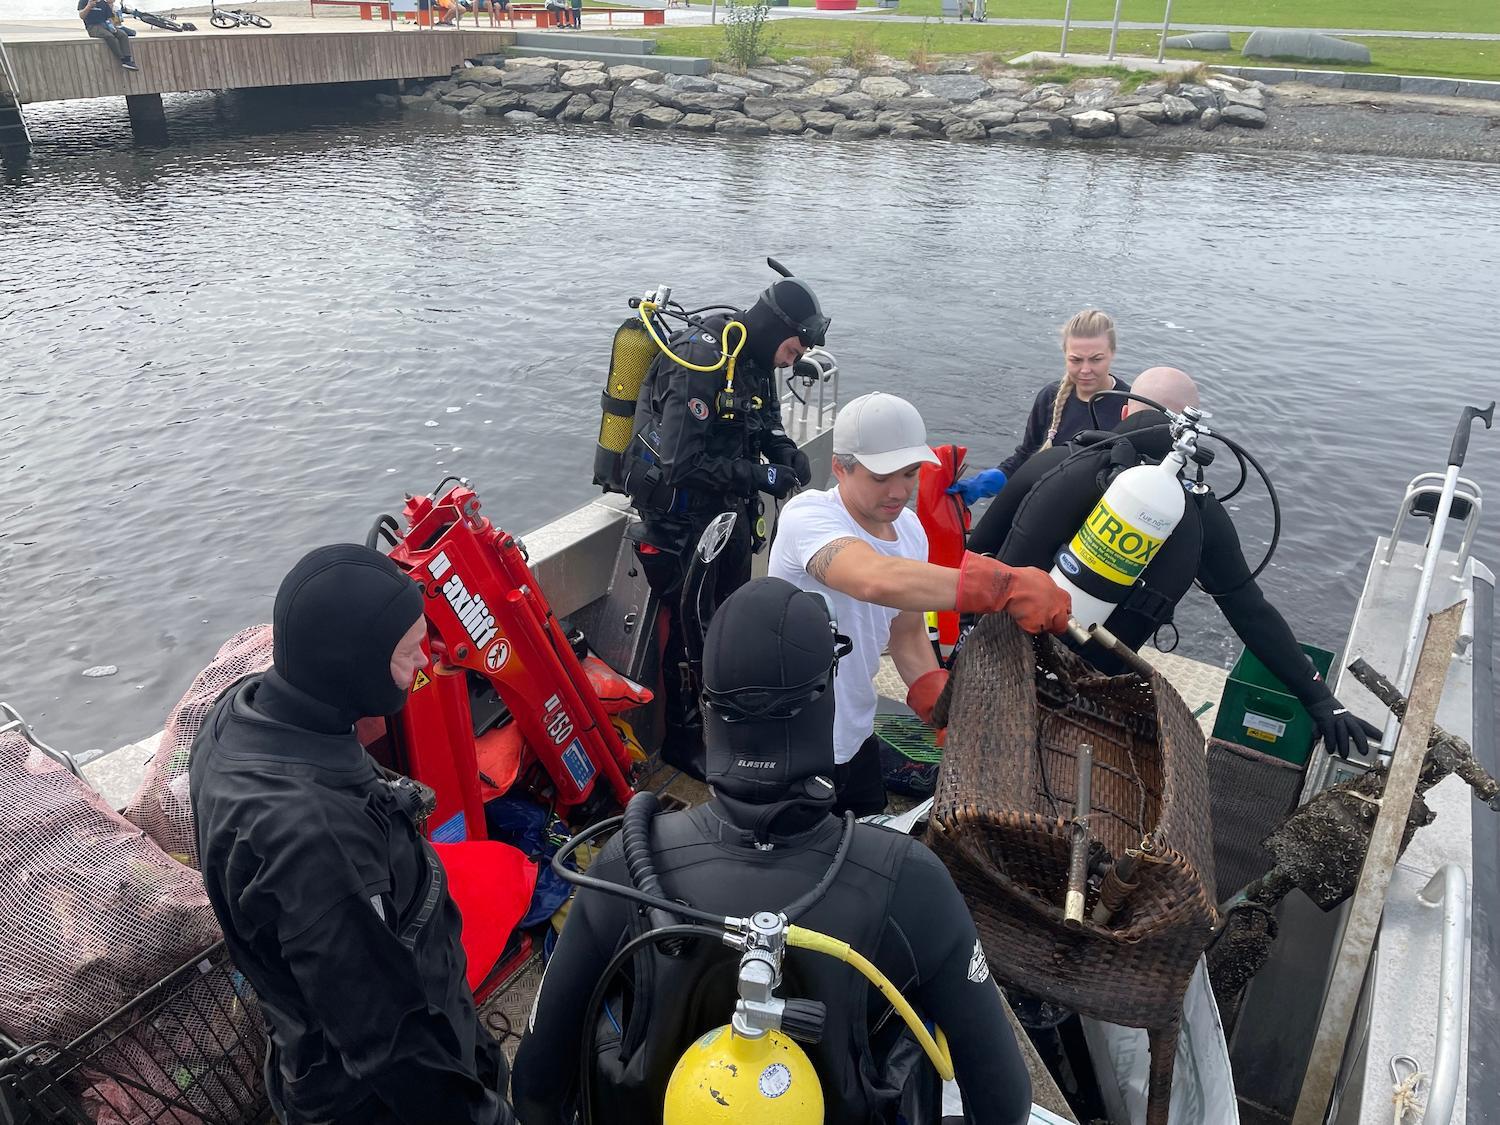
[2,94,1498,749]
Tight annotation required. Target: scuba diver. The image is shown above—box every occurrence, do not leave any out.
[189,545,516,1125]
[622,268,826,777]
[968,366,1380,759]
[510,577,1033,1124]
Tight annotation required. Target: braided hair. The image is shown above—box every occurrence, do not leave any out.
[1040,309,1117,452]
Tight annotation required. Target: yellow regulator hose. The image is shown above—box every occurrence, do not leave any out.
[787,925,955,1082]
[637,300,748,396]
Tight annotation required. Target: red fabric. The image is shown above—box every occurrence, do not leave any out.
[475,724,527,802]
[917,444,970,645]
[582,654,654,714]
[432,841,537,992]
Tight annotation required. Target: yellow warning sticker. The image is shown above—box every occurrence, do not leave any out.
[411,670,431,693]
[1068,497,1167,586]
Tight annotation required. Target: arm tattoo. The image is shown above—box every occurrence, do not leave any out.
[807,537,861,583]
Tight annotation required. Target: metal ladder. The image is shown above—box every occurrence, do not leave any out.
[0,34,32,155]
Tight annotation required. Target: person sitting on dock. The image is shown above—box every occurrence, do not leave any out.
[189,544,518,1125]
[511,577,1034,1125]
[997,308,1130,480]
[968,366,1382,760]
[768,391,1070,816]
[78,0,139,72]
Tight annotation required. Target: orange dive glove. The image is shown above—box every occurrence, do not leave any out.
[905,668,949,727]
[953,551,1071,635]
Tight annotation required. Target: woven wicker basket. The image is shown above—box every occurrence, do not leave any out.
[927,615,1219,1125]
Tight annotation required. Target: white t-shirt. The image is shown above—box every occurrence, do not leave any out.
[768,486,929,765]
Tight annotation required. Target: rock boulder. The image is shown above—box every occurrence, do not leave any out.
[910,74,992,102]
[1069,109,1117,138]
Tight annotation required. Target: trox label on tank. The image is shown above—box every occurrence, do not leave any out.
[1069,498,1167,586]
[428,550,498,651]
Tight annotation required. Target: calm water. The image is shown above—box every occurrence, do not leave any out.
[3,91,1498,752]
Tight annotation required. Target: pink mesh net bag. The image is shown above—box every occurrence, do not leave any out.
[0,732,223,1046]
[123,625,274,867]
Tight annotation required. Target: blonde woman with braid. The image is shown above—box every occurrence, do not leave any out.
[996,309,1130,478]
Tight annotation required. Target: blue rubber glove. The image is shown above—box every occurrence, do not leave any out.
[947,468,1008,505]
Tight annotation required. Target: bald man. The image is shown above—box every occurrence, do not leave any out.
[967,366,1194,557]
[967,367,1377,760]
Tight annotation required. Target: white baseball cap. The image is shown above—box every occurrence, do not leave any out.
[832,393,941,476]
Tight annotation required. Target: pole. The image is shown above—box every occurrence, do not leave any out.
[1064,744,1094,928]
[1059,0,1073,55]
[1067,620,1156,679]
[1380,403,1493,755]
[1291,601,1466,1125]
[1106,0,1123,59]
[1156,0,1173,62]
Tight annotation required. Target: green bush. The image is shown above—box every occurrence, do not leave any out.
[722,0,775,68]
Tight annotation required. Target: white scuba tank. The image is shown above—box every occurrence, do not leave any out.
[1051,456,1188,631]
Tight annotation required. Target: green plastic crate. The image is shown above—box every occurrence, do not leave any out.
[1211,642,1335,765]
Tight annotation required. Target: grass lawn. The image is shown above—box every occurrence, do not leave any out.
[894,0,1500,35]
[630,20,1500,80]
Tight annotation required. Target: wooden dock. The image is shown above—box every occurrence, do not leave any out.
[1,18,513,105]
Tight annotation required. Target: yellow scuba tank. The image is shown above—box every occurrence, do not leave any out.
[664,1026,823,1125]
[593,316,659,494]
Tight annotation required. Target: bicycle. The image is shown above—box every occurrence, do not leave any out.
[209,4,272,27]
[119,3,198,31]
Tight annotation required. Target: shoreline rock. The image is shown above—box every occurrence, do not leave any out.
[380,55,1500,162]
[386,54,1265,147]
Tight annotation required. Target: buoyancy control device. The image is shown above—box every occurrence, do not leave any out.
[592,283,749,496]
[550,792,956,1125]
[1050,408,1216,631]
[1047,400,1284,663]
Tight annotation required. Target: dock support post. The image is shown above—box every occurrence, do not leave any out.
[126,92,167,142]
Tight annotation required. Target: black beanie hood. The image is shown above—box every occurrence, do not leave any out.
[703,577,836,804]
[1115,408,1176,460]
[272,544,424,722]
[741,278,825,371]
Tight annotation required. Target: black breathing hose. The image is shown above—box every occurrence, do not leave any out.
[1061,391,1283,584]
[784,811,856,921]
[551,816,728,927]
[621,792,682,940]
[556,802,859,1123]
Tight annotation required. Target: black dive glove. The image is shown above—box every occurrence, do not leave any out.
[1306,692,1382,759]
[751,462,798,499]
[773,447,813,487]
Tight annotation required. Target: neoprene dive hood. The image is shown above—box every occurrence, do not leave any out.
[701,577,845,805]
[271,543,424,722]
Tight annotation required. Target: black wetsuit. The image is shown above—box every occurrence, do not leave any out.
[625,314,799,773]
[511,801,1032,1125]
[997,378,1129,478]
[971,412,1328,702]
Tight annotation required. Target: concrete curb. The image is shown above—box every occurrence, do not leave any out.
[1212,65,1500,102]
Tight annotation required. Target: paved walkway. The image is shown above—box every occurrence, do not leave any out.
[661,6,1500,40]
